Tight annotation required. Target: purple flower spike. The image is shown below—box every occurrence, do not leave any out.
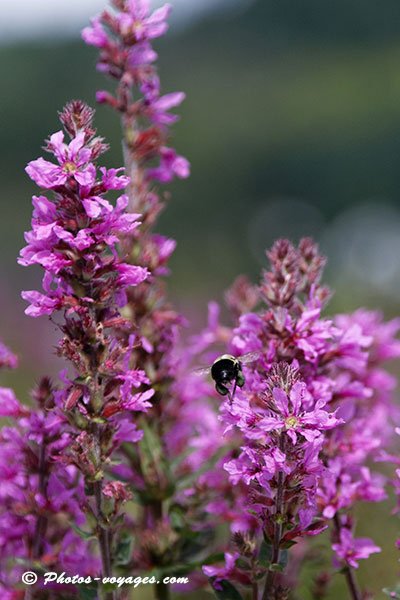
[81,0,189,187]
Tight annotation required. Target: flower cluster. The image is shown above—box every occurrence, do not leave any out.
[0,378,100,599]
[81,2,190,418]
[14,101,154,592]
[20,101,148,317]
[318,308,400,575]
[80,2,226,587]
[82,0,189,191]
[199,239,400,599]
[19,101,152,416]
[81,0,190,425]
[0,332,20,425]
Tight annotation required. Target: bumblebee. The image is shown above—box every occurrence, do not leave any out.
[194,351,259,401]
[211,354,245,397]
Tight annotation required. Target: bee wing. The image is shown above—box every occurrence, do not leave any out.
[238,350,260,365]
[192,366,211,377]
[192,351,260,376]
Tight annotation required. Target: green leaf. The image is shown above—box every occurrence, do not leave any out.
[235,558,251,571]
[91,416,107,425]
[138,419,174,497]
[279,549,288,568]
[177,528,215,563]
[146,563,196,579]
[169,503,186,531]
[111,513,125,527]
[280,539,297,549]
[163,564,196,577]
[201,552,226,565]
[79,584,98,600]
[210,578,244,600]
[169,446,197,470]
[258,540,272,566]
[70,522,96,541]
[175,446,227,492]
[383,585,400,599]
[84,481,95,496]
[269,563,284,573]
[114,534,132,566]
[262,530,272,544]
[103,582,119,592]
[179,538,206,562]
[74,375,91,384]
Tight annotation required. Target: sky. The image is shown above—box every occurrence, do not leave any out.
[0,0,242,42]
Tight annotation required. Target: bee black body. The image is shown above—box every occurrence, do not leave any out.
[211,354,245,397]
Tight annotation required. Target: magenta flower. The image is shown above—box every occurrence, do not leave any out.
[21,289,61,318]
[115,263,149,287]
[332,528,381,568]
[26,131,94,189]
[0,388,28,418]
[147,147,190,183]
[117,1,171,41]
[224,445,290,487]
[292,307,338,361]
[258,382,342,445]
[100,166,130,190]
[81,16,108,48]
[103,481,133,505]
[203,552,240,590]
[128,41,158,66]
[0,341,17,370]
[146,91,186,126]
[319,464,360,519]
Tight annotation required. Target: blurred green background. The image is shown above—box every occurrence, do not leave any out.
[1,0,400,597]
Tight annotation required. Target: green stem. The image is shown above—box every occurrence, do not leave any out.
[25,440,48,600]
[32,441,48,558]
[150,499,170,600]
[261,435,285,600]
[155,581,170,600]
[94,480,111,574]
[252,582,259,600]
[93,425,115,600]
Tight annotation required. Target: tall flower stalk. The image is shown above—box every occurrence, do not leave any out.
[19,101,152,598]
[200,239,400,600]
[81,4,220,599]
